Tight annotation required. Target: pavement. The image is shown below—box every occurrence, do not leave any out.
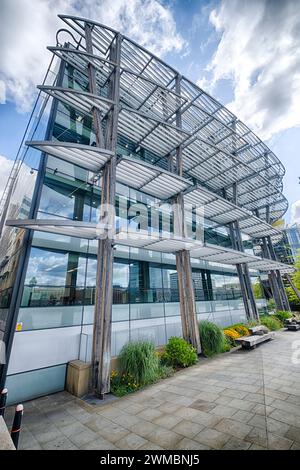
[5,330,300,450]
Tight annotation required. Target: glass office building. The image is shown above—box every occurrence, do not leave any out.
[0,16,293,403]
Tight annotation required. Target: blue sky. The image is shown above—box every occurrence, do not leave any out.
[0,0,299,223]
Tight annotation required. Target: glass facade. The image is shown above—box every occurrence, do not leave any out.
[0,50,267,405]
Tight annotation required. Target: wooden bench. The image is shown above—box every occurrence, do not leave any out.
[236,332,275,349]
[285,320,300,331]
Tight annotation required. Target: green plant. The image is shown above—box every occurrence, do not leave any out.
[157,364,174,379]
[162,337,198,368]
[260,315,282,331]
[110,370,140,397]
[118,340,160,385]
[220,337,232,353]
[267,298,276,312]
[274,310,292,324]
[199,321,225,357]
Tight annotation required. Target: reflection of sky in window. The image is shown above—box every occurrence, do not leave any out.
[25,248,86,286]
[113,263,129,288]
[39,185,74,219]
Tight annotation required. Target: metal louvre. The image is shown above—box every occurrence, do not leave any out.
[37,85,113,117]
[183,186,282,239]
[248,259,294,274]
[116,156,192,199]
[5,219,109,240]
[39,15,290,228]
[48,46,186,124]
[239,216,280,238]
[6,219,293,273]
[55,16,288,224]
[26,140,113,172]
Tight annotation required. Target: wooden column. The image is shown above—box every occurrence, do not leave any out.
[85,24,121,397]
[226,183,259,321]
[173,74,201,353]
[266,234,290,311]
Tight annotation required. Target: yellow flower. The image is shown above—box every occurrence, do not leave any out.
[224,328,240,339]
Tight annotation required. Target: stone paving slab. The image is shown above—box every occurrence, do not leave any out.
[5,330,300,450]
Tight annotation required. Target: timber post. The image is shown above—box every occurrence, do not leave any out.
[173,74,201,354]
[85,23,121,397]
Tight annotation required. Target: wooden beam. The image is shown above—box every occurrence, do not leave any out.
[85,23,121,397]
[173,74,201,354]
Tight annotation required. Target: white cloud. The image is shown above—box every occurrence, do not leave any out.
[0,155,13,200]
[203,0,300,140]
[0,0,185,112]
[291,199,300,225]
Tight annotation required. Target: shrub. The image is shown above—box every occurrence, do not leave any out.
[199,321,226,357]
[118,340,160,385]
[267,298,276,312]
[110,370,140,397]
[220,337,232,353]
[260,315,282,331]
[274,311,292,324]
[162,337,198,367]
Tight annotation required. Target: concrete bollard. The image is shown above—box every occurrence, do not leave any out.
[11,404,23,450]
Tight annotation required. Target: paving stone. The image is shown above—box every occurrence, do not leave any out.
[267,433,293,450]
[128,420,158,438]
[81,438,117,450]
[158,403,182,414]
[285,426,300,443]
[147,427,182,449]
[245,426,268,447]
[189,400,216,412]
[153,414,182,429]
[266,417,290,436]
[175,437,210,450]
[223,389,249,399]
[68,427,99,448]
[41,435,77,450]
[31,425,64,445]
[247,414,267,430]
[45,409,77,427]
[110,412,143,429]
[269,409,300,427]
[215,418,253,439]
[88,418,130,443]
[222,436,251,450]
[60,421,91,438]
[228,398,256,412]
[194,428,230,449]
[193,392,220,403]
[232,410,254,423]
[249,443,267,450]
[214,396,234,406]
[171,419,205,439]
[9,331,300,450]
[137,408,163,422]
[115,432,148,450]
[139,443,164,450]
[210,404,237,418]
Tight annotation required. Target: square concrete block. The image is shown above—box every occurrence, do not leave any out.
[66,360,91,398]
